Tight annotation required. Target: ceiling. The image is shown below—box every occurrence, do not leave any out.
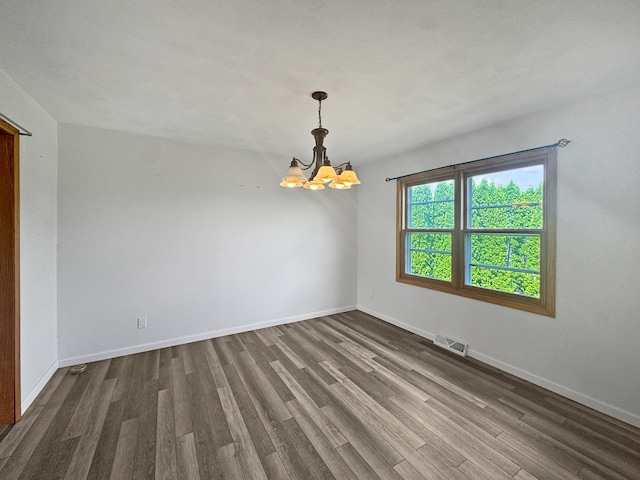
[1,1,639,164]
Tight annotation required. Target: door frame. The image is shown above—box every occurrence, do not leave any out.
[0,118,20,424]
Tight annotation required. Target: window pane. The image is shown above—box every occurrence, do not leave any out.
[468,165,543,229]
[467,234,540,297]
[408,180,454,229]
[407,233,451,281]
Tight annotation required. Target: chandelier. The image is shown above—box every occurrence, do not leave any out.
[280,91,361,190]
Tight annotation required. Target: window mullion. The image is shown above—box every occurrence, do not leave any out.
[451,170,464,289]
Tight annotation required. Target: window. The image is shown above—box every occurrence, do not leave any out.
[397,147,556,316]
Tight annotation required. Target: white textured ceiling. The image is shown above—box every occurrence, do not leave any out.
[1,1,639,163]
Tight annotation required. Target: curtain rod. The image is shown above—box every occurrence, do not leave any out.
[385,138,570,182]
[0,112,33,136]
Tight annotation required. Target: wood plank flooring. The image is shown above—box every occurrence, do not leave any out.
[1,311,638,479]
[0,424,13,444]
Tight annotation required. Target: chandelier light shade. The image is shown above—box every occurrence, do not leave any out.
[279,159,307,188]
[314,160,338,183]
[329,180,350,189]
[303,180,325,190]
[280,91,361,190]
[338,163,361,186]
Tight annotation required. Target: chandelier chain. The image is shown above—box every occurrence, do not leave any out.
[318,98,322,128]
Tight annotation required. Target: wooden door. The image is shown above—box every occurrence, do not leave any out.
[0,118,20,424]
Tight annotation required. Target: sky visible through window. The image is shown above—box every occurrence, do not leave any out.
[472,165,543,190]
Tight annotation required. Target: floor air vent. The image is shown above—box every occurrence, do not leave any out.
[433,332,468,356]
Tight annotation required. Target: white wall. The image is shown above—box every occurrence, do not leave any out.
[0,69,58,412]
[57,125,357,363]
[357,84,640,427]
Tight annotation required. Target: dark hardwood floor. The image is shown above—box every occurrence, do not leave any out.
[1,311,638,479]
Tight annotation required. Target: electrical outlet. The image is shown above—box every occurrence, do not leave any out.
[137,316,147,329]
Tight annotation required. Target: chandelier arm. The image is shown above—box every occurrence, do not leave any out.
[333,162,351,169]
[332,162,353,174]
[293,157,315,169]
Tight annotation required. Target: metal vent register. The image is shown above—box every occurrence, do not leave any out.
[433,333,468,356]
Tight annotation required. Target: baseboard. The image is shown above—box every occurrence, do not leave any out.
[468,349,640,428]
[357,306,640,429]
[358,306,437,341]
[58,305,357,367]
[21,359,59,415]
